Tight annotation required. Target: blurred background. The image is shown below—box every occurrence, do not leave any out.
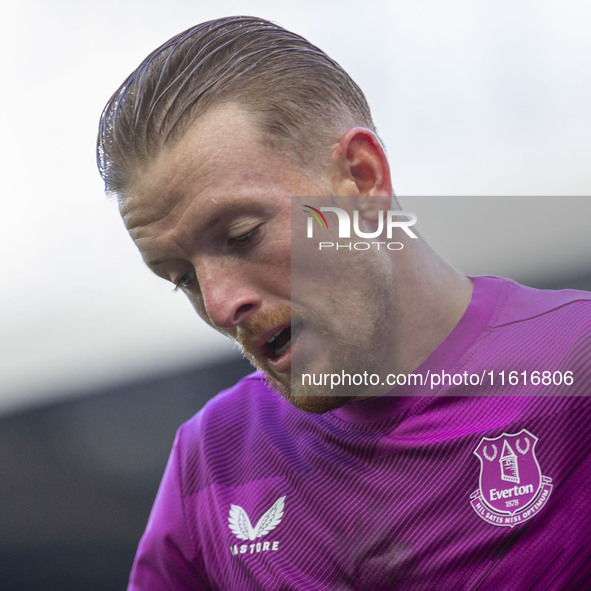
[1,0,590,588]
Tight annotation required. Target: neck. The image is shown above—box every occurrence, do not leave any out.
[387,239,473,376]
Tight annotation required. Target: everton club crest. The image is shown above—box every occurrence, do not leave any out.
[470,429,552,528]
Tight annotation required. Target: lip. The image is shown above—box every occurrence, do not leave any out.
[269,343,292,373]
[254,322,292,353]
[255,322,302,374]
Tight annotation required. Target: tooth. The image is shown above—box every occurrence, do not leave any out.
[275,336,292,357]
[266,329,284,345]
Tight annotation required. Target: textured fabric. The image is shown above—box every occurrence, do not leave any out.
[128,276,591,590]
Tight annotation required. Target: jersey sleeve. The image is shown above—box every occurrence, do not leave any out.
[127,428,210,590]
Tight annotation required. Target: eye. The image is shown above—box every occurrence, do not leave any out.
[172,272,195,292]
[227,224,262,247]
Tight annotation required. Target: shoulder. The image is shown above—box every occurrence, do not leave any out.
[171,371,311,491]
[487,275,591,327]
[469,276,591,394]
[179,370,284,445]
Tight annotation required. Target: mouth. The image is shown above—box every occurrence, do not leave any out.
[259,322,303,364]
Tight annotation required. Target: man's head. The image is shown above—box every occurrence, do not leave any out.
[97,16,378,197]
[98,16,405,413]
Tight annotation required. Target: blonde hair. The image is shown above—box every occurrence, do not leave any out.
[97,16,378,194]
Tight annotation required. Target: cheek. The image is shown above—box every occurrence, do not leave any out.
[187,292,209,324]
[255,239,292,296]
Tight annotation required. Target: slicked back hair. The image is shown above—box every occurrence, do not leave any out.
[97,16,378,195]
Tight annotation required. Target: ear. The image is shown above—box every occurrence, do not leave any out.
[331,127,393,222]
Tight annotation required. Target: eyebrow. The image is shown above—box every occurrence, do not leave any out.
[140,199,264,271]
[143,257,166,271]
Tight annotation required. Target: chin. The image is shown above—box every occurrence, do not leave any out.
[287,394,352,414]
[265,373,352,414]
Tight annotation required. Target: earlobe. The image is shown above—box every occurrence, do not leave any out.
[332,127,393,220]
[357,193,390,224]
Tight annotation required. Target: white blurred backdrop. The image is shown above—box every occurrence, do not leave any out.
[1,0,590,413]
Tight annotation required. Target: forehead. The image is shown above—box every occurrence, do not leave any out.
[120,103,272,232]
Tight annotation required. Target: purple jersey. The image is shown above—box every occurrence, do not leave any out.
[128,276,591,590]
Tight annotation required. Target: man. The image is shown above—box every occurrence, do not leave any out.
[98,16,591,590]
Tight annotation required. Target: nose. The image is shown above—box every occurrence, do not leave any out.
[196,260,261,329]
